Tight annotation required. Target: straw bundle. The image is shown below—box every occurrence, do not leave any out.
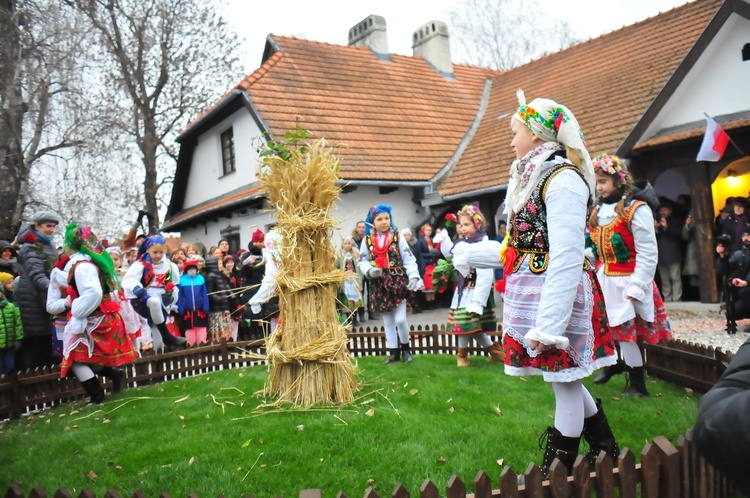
[260,138,357,406]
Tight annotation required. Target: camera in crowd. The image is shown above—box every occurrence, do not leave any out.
[716,233,733,247]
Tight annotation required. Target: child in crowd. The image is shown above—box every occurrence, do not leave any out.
[106,246,127,278]
[418,223,440,310]
[205,255,236,342]
[122,235,187,349]
[335,237,364,327]
[0,289,23,375]
[452,91,619,477]
[434,205,503,366]
[178,260,209,345]
[46,254,71,359]
[357,205,422,364]
[241,231,266,339]
[223,255,243,341]
[60,223,137,404]
[587,154,671,397]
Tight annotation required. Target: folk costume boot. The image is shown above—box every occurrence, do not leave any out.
[81,377,106,405]
[582,398,620,465]
[539,426,580,479]
[593,359,627,384]
[383,348,401,364]
[100,366,126,394]
[155,321,188,347]
[457,347,470,367]
[484,342,505,363]
[400,342,413,363]
[623,366,650,397]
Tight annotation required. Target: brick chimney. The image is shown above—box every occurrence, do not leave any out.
[348,15,389,55]
[412,20,453,76]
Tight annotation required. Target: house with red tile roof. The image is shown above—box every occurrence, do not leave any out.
[165,1,750,301]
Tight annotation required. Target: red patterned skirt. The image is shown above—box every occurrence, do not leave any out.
[61,305,138,378]
[610,282,672,344]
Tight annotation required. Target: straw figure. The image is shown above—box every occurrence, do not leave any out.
[259,137,357,406]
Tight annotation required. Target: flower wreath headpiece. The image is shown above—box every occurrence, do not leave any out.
[592,154,628,186]
[457,205,485,229]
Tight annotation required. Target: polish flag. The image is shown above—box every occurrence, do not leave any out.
[696,114,730,162]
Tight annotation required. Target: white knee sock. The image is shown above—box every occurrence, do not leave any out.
[71,363,95,382]
[619,341,643,367]
[457,335,471,348]
[147,297,165,325]
[393,301,410,344]
[551,380,585,437]
[474,333,493,347]
[581,384,598,418]
[382,311,398,349]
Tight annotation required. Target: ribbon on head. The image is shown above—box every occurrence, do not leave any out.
[365,204,396,235]
[457,205,485,229]
[513,89,595,196]
[592,154,629,187]
[64,222,118,287]
[137,234,166,262]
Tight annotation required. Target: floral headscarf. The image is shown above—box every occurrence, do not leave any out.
[64,222,117,287]
[365,204,396,235]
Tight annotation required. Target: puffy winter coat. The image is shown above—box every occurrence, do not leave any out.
[694,338,750,495]
[14,225,57,337]
[0,298,23,348]
[204,256,237,312]
[178,272,209,314]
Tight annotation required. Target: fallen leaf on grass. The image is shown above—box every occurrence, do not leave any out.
[685,388,694,395]
[189,457,195,466]
[178,415,185,420]
[241,439,253,448]
[205,414,210,420]
[365,408,375,417]
[518,377,527,382]
[445,398,452,404]
[59,414,66,418]
[102,419,110,424]
[366,479,375,485]
[87,471,96,480]
[494,406,503,416]
[259,438,264,444]
[449,407,454,413]
[260,464,266,468]
[438,456,446,463]
[45,420,51,424]
[497,459,504,466]
[611,396,620,401]
[319,458,324,463]
[409,389,418,396]
[403,382,408,388]
[161,464,172,468]
[297,425,305,431]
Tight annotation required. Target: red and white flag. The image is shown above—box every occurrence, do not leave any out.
[696,113,730,162]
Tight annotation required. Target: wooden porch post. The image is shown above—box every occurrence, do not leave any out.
[684,161,719,302]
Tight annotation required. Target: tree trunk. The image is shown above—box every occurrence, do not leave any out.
[141,114,160,234]
[0,0,24,240]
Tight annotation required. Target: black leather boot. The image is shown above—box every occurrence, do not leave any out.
[623,366,650,397]
[81,377,106,405]
[100,366,126,394]
[582,398,620,465]
[593,359,627,384]
[400,342,413,363]
[539,426,580,479]
[382,348,400,364]
[156,321,187,347]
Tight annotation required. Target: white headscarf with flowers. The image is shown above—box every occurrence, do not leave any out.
[504,89,595,215]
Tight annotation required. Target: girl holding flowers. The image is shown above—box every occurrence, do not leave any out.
[357,205,422,364]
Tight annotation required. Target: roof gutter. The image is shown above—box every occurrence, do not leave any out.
[442,183,507,202]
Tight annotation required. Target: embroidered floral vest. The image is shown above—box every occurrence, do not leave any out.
[589,200,645,276]
[509,164,586,274]
[364,231,406,275]
[67,261,117,315]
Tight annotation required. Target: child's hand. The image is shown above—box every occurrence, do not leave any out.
[407,277,422,291]
[63,296,73,308]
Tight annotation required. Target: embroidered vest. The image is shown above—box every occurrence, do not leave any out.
[365,231,406,275]
[509,164,586,274]
[68,260,114,305]
[589,200,645,276]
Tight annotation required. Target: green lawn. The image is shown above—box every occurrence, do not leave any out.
[0,354,698,498]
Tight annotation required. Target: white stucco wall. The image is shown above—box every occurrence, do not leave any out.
[177,185,431,253]
[640,13,750,140]
[183,110,265,209]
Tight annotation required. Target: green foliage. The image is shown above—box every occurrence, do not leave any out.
[432,257,457,293]
[257,125,310,161]
[0,356,699,497]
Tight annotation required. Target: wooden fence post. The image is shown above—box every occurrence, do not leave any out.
[653,436,680,498]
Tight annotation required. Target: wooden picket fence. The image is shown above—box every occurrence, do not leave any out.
[0,325,738,497]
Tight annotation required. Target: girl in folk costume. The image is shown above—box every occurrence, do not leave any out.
[335,237,365,327]
[177,259,209,345]
[122,235,187,349]
[452,91,619,477]
[357,205,423,364]
[248,228,283,334]
[60,224,138,405]
[587,154,671,397]
[433,206,504,367]
[47,254,71,359]
[105,245,144,352]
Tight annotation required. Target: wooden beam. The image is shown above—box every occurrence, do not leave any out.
[684,161,719,302]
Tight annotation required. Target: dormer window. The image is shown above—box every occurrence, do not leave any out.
[221,127,236,176]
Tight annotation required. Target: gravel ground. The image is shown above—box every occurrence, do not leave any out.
[668,309,749,354]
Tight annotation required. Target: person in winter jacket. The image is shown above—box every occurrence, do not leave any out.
[0,240,18,276]
[15,211,60,370]
[178,260,209,345]
[0,290,23,375]
[205,255,237,342]
[240,235,265,339]
[694,336,750,496]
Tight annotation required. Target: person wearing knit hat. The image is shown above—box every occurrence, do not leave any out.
[587,154,671,398]
[251,229,265,248]
[177,259,209,346]
[452,90,618,478]
[357,204,422,364]
[59,223,138,405]
[122,234,187,349]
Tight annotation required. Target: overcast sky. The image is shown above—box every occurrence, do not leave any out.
[226,0,693,73]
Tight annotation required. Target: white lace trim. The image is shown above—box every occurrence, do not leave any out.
[504,355,617,382]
